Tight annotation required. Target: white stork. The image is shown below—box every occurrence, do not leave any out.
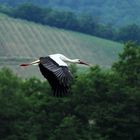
[20,54,89,97]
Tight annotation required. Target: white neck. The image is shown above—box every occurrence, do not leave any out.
[49,54,79,66]
[60,55,78,64]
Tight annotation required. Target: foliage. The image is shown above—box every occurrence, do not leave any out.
[0,0,140,27]
[113,42,140,87]
[0,43,140,139]
[1,3,140,44]
[116,24,140,44]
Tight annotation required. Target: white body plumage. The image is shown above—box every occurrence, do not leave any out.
[49,54,68,66]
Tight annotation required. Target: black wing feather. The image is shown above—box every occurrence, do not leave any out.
[38,57,73,97]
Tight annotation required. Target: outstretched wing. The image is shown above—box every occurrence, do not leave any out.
[38,57,73,97]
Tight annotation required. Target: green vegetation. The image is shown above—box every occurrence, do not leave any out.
[1,3,140,44]
[0,1,139,139]
[0,13,123,78]
[0,43,140,140]
[0,0,140,27]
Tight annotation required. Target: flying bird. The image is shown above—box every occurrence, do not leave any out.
[20,54,89,97]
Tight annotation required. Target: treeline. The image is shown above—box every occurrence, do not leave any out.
[0,3,140,44]
[0,42,140,140]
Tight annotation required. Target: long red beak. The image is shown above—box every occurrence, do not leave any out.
[79,61,90,66]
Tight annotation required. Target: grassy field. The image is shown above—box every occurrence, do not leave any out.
[0,13,123,79]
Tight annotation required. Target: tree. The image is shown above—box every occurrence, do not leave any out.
[117,24,140,44]
[13,3,45,24]
[112,42,140,87]
[78,14,98,35]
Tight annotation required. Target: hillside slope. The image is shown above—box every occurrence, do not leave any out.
[0,13,123,78]
[0,0,140,26]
